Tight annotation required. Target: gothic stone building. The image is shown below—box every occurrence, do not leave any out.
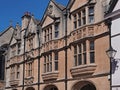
[5,0,110,90]
[0,26,14,90]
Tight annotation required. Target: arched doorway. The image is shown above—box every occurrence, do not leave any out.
[72,81,96,90]
[26,87,35,90]
[44,85,58,90]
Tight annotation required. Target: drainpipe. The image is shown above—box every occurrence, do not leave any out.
[37,28,40,90]
[64,9,68,90]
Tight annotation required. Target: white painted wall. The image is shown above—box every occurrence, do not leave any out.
[111,0,120,89]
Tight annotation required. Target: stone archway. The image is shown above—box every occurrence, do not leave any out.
[72,81,96,90]
[44,85,58,90]
[26,87,35,90]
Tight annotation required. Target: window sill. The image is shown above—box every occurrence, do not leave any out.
[24,76,34,85]
[70,64,97,77]
[42,71,59,81]
[9,79,19,86]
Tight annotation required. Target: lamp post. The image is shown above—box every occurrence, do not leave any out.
[106,45,117,90]
[105,19,117,90]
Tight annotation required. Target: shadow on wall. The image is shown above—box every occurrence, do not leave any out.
[112,59,120,74]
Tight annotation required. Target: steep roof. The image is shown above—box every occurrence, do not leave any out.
[0,26,14,47]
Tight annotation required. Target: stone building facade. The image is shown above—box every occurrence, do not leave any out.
[5,0,111,90]
[0,26,14,90]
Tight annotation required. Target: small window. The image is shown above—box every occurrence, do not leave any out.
[89,6,94,23]
[90,41,94,50]
[82,9,86,25]
[73,14,77,29]
[78,12,81,27]
[54,52,58,71]
[90,52,95,63]
[54,23,59,38]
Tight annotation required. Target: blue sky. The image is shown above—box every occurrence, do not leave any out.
[0,0,68,32]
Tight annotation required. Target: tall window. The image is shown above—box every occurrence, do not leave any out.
[44,54,52,73]
[83,42,86,64]
[78,12,81,27]
[44,26,53,42]
[26,62,33,77]
[74,45,77,66]
[89,6,94,23]
[78,44,82,65]
[74,42,87,66]
[54,23,59,38]
[50,27,52,40]
[82,9,86,25]
[73,14,77,29]
[54,52,58,71]
[90,41,95,63]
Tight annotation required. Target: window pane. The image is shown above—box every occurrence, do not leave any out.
[89,15,94,23]
[82,9,86,25]
[83,53,86,64]
[90,52,95,63]
[55,62,58,71]
[55,31,59,38]
[74,55,77,66]
[74,21,77,29]
[44,64,46,73]
[90,41,94,50]
[78,44,82,53]
[89,7,94,15]
[50,62,52,71]
[55,24,59,31]
[83,42,86,51]
[55,52,58,60]
[74,46,77,54]
[78,54,82,65]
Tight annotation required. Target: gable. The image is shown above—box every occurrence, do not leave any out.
[28,18,36,31]
[42,16,54,28]
[70,0,87,12]
[41,0,64,28]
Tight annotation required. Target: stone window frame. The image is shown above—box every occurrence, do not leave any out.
[72,5,95,30]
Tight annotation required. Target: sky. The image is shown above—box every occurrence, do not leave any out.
[0,0,68,33]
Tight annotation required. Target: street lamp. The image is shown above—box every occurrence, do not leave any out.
[106,46,117,59]
[106,46,117,90]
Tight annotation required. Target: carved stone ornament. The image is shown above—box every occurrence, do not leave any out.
[48,5,53,14]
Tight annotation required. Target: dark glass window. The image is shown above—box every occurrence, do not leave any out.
[90,41,94,50]
[90,52,95,63]
[89,6,94,23]
[78,12,81,26]
[74,14,77,29]
[54,23,59,38]
[82,9,86,25]
[54,52,58,71]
